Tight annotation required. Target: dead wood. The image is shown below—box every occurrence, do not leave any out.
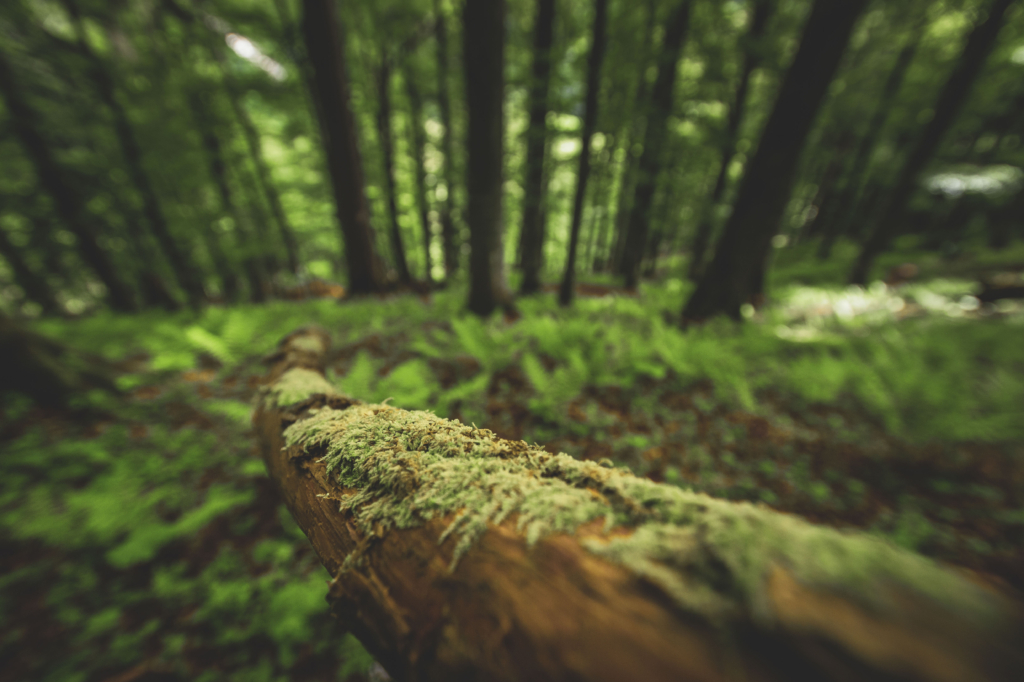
[254,326,1023,682]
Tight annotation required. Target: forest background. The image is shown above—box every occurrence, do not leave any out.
[1,0,1024,680]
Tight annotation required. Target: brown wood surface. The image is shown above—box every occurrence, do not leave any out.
[254,327,1023,682]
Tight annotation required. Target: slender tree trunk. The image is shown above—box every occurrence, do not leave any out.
[817,20,924,260]
[222,67,301,276]
[519,0,557,295]
[688,0,773,281]
[434,0,460,279]
[584,137,614,271]
[608,0,657,275]
[376,59,412,286]
[683,0,868,323]
[559,0,608,307]
[62,0,206,309]
[189,91,269,303]
[0,50,137,312]
[463,0,510,316]
[850,0,1015,285]
[404,67,434,284]
[0,225,61,315]
[302,0,389,295]
[255,327,1024,682]
[620,0,692,290]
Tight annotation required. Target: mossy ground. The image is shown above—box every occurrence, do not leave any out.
[2,239,1023,680]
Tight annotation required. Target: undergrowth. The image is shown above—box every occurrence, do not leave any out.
[4,248,1023,680]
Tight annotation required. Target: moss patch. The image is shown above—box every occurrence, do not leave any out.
[262,368,339,409]
[281,403,1002,625]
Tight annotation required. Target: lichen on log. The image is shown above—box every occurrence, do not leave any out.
[255,327,1023,682]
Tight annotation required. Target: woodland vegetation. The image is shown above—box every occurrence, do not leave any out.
[2,0,1024,680]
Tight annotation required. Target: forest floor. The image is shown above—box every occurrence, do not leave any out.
[2,240,1024,682]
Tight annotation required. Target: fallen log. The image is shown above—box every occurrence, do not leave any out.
[254,327,1023,682]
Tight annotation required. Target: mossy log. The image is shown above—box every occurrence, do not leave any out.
[254,327,1023,682]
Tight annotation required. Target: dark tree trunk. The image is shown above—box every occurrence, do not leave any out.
[189,90,269,303]
[683,0,868,323]
[817,19,924,260]
[0,225,61,315]
[850,0,1015,285]
[463,0,510,316]
[376,59,412,286]
[63,0,206,309]
[559,0,608,307]
[404,66,434,284]
[607,0,658,276]
[620,0,692,290]
[519,0,557,295]
[0,49,137,312]
[302,0,389,295]
[688,0,773,282]
[434,0,460,279]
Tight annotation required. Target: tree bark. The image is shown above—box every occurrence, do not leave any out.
[620,0,691,290]
[404,65,434,284]
[376,58,413,287]
[62,0,207,309]
[688,0,774,282]
[559,0,608,307]
[849,0,1015,285]
[816,19,925,260]
[0,48,137,313]
[254,327,1024,682]
[463,0,510,316]
[302,0,389,295]
[518,0,557,296]
[683,0,868,323]
[0,224,61,315]
[434,0,460,279]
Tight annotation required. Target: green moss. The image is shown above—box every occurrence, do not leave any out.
[262,368,340,408]
[282,403,1001,625]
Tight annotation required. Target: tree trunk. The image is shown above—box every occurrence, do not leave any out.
[518,0,557,296]
[254,327,1024,682]
[0,224,61,315]
[606,0,655,276]
[620,0,691,290]
[0,48,137,312]
[463,0,510,316]
[559,0,608,307]
[302,0,389,295]
[221,61,301,276]
[189,90,269,303]
[682,0,868,323]
[434,0,460,279]
[584,137,615,272]
[817,19,924,260]
[376,59,413,287]
[688,0,774,282]
[404,65,434,284]
[62,0,206,309]
[850,0,1015,285]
